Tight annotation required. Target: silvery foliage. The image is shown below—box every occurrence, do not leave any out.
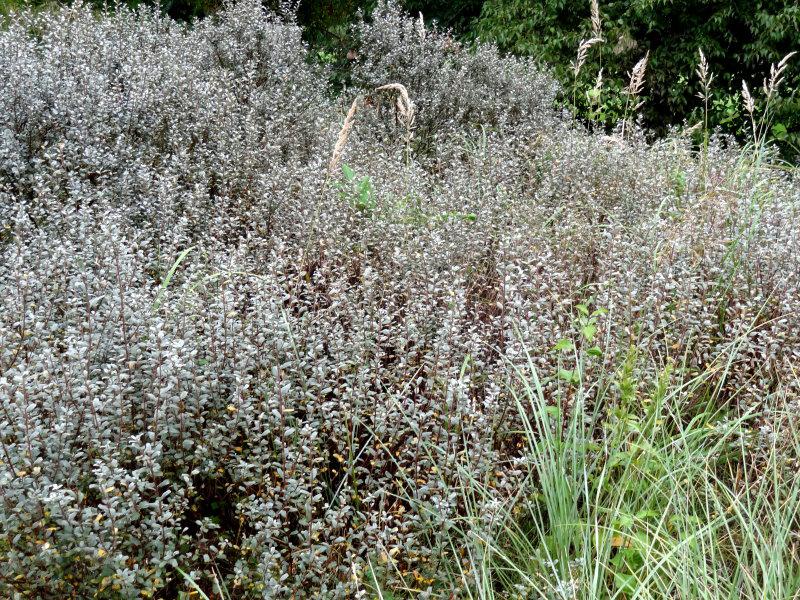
[350,2,560,149]
[1,1,799,597]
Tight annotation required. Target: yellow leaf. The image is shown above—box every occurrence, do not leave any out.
[611,535,631,548]
[412,570,434,585]
[97,548,107,558]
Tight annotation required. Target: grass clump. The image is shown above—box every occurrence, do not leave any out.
[405,332,800,599]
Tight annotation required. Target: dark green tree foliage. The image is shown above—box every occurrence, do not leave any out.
[295,0,371,45]
[0,0,221,19]
[158,0,221,20]
[474,0,800,149]
[402,0,482,32]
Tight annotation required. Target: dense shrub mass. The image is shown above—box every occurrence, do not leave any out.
[0,2,799,598]
[3,0,798,153]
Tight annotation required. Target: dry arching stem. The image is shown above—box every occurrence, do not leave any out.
[373,83,416,171]
[571,37,602,79]
[374,83,415,131]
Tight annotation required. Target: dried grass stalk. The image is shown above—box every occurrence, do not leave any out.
[571,37,602,78]
[328,96,360,176]
[763,51,796,99]
[327,84,416,177]
[593,68,604,92]
[741,80,755,116]
[626,51,649,101]
[695,48,715,101]
[590,0,602,39]
[416,11,425,40]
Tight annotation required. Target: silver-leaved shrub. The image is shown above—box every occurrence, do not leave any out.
[1,1,798,598]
